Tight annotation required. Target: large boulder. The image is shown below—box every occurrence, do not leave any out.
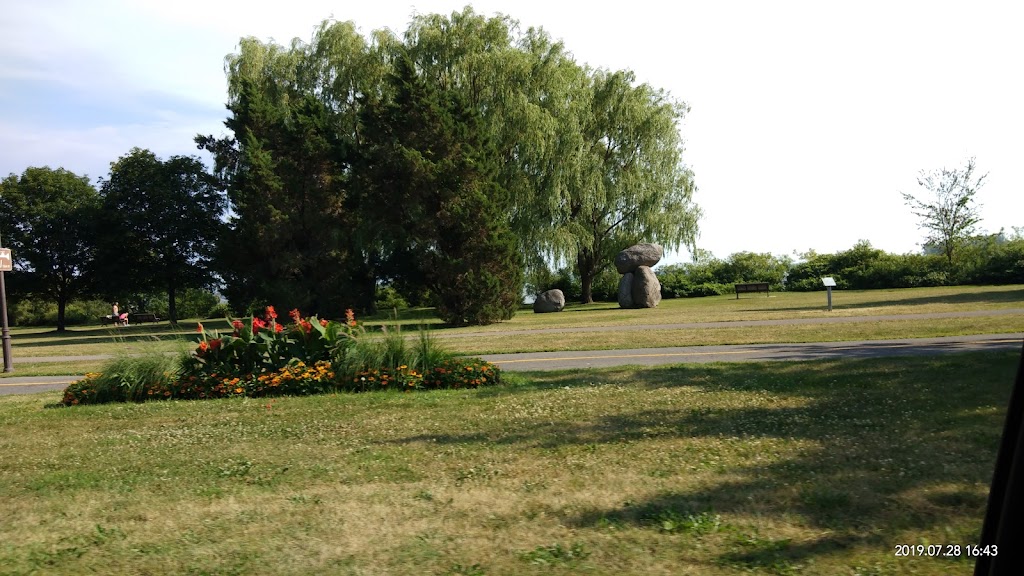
[617,273,634,309]
[631,266,662,308]
[614,243,664,274]
[533,289,566,313]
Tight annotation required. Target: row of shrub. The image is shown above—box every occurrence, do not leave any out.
[655,236,1024,298]
[61,307,501,406]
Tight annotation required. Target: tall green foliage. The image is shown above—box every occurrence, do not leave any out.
[358,54,522,325]
[199,9,697,316]
[0,167,99,331]
[97,148,225,323]
[902,157,986,265]
[198,23,390,316]
[402,9,701,304]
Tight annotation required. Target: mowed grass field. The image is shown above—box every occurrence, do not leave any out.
[4,284,1024,377]
[0,352,1017,575]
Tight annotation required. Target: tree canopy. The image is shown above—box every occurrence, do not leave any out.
[197,8,701,319]
[97,148,226,323]
[902,157,986,264]
[0,167,99,331]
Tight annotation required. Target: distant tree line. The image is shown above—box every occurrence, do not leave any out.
[655,235,1024,299]
[0,8,700,328]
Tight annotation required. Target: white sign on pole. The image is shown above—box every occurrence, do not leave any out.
[0,248,11,272]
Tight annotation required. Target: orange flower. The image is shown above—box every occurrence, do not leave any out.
[289,308,302,322]
[345,308,356,327]
[266,305,278,320]
[320,319,328,327]
[274,322,283,333]
[196,322,204,333]
[300,320,312,333]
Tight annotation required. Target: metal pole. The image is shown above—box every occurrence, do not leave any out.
[827,286,833,312]
[0,227,11,372]
[0,269,11,372]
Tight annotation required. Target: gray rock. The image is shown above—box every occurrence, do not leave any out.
[533,289,566,313]
[631,266,662,308]
[614,243,664,274]
[617,273,634,309]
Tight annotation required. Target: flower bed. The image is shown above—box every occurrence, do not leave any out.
[61,307,501,406]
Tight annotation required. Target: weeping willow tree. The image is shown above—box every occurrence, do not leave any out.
[401,8,701,303]
[547,69,701,303]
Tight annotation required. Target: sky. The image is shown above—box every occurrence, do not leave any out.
[2,0,1021,266]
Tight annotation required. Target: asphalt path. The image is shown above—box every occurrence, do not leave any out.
[478,333,1024,371]
[2,333,1021,396]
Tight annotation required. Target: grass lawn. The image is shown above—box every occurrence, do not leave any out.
[0,352,1014,575]
[4,284,1022,377]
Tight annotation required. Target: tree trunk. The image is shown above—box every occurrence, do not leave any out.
[577,250,596,304]
[168,282,177,325]
[56,292,67,332]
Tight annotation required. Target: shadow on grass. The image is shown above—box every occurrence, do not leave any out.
[390,351,1020,568]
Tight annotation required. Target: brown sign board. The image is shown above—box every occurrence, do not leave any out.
[0,248,11,272]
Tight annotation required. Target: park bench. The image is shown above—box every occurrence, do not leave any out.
[734,282,770,299]
[129,313,160,324]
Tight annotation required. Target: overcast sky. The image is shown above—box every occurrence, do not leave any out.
[2,0,1021,265]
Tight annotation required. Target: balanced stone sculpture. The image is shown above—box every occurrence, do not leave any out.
[615,243,663,308]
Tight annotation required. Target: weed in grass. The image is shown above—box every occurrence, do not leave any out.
[445,563,486,576]
[287,494,322,505]
[649,509,724,535]
[520,542,590,566]
[215,459,253,478]
[724,533,800,574]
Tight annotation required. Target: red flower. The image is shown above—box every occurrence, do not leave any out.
[196,322,204,333]
[274,322,283,333]
[345,309,356,327]
[232,319,244,331]
[320,319,329,327]
[289,308,301,322]
[266,305,278,320]
[301,320,312,334]
[252,317,266,334]
[209,338,222,351]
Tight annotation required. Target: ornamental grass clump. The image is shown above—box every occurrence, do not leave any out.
[61,353,178,405]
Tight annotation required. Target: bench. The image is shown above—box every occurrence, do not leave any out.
[735,282,770,298]
[130,313,160,324]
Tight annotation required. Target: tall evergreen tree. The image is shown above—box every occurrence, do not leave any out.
[359,54,523,325]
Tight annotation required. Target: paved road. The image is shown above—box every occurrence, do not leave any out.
[434,308,1024,338]
[478,333,1024,371]
[3,334,1021,396]
[0,375,79,396]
